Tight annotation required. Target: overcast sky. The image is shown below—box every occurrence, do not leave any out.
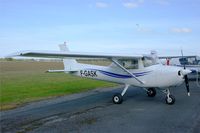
[0,0,199,57]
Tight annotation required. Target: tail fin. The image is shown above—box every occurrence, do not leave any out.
[59,42,79,72]
[59,42,69,52]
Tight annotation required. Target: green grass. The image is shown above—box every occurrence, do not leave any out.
[0,61,116,110]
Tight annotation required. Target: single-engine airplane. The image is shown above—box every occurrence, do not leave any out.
[8,43,192,105]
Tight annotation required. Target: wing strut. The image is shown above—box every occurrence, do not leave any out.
[111,59,144,84]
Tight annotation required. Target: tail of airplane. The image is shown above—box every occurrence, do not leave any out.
[59,42,79,72]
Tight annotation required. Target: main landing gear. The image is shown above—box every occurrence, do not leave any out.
[112,85,129,104]
[147,88,156,97]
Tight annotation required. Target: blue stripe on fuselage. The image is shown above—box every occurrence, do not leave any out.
[87,69,152,79]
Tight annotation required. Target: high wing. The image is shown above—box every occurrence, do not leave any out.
[8,50,144,84]
[7,50,143,59]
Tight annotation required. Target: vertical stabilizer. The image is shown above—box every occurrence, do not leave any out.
[59,42,69,52]
[59,42,79,72]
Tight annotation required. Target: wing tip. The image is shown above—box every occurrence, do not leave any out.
[5,51,29,58]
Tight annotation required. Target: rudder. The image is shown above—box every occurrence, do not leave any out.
[59,42,79,72]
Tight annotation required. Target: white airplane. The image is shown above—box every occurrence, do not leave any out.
[9,43,192,105]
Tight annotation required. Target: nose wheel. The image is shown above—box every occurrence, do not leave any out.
[165,95,175,105]
[164,89,175,105]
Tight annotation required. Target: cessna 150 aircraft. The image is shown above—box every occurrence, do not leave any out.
[9,43,192,105]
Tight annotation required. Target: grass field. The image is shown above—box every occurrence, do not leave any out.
[0,60,115,110]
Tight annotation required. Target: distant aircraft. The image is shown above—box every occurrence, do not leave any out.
[160,56,200,78]
[160,55,200,88]
[8,43,192,105]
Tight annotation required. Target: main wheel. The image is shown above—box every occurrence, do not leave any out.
[147,88,156,97]
[165,95,175,105]
[112,93,123,104]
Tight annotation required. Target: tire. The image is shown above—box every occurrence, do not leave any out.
[112,93,123,104]
[165,95,175,105]
[147,88,156,97]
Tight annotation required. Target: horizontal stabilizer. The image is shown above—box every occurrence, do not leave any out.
[46,69,79,73]
[46,70,65,73]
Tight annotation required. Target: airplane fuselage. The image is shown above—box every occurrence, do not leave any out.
[69,63,185,89]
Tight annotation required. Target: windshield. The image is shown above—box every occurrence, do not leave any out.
[142,56,157,67]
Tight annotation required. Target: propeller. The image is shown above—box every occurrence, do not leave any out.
[181,50,190,96]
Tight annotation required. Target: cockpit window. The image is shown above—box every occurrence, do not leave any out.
[118,59,138,69]
[142,56,157,67]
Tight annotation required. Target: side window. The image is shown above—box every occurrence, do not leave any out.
[118,59,138,69]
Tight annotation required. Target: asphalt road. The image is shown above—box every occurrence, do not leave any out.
[1,81,200,133]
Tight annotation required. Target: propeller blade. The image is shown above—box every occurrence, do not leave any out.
[181,69,192,76]
[181,49,186,69]
[184,75,190,96]
[181,49,190,96]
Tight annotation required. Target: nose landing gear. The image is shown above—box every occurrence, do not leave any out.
[164,89,175,105]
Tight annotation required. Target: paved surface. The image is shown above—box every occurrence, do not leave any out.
[1,82,200,133]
